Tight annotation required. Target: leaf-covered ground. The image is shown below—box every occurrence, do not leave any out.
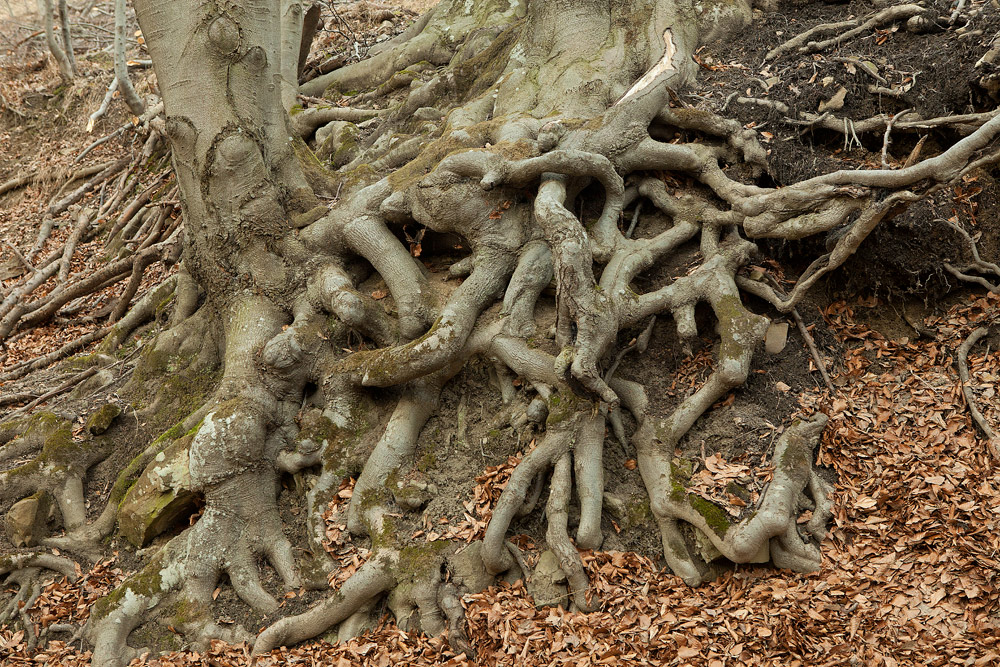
[2,1,999,665]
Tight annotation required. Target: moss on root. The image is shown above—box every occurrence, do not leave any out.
[386,119,507,191]
[306,402,372,477]
[169,596,209,628]
[91,550,167,622]
[294,136,341,195]
[86,403,121,435]
[779,422,811,471]
[22,413,83,473]
[669,457,692,502]
[397,539,451,576]
[453,20,524,99]
[625,496,652,529]
[126,343,218,429]
[371,513,398,551]
[546,389,584,427]
[687,494,731,538]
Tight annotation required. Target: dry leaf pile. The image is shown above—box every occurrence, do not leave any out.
[322,478,373,589]
[435,452,524,543]
[685,452,774,518]
[28,556,125,628]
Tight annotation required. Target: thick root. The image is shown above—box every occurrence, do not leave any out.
[254,540,478,656]
[641,414,830,585]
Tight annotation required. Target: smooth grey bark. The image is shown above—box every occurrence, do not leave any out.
[38,0,74,80]
[113,0,143,115]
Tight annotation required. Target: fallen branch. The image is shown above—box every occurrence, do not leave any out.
[75,101,164,164]
[3,240,34,274]
[58,208,94,283]
[0,326,112,382]
[87,76,120,132]
[50,157,130,215]
[0,392,40,407]
[0,161,114,199]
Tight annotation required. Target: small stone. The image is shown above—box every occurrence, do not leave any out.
[528,550,569,608]
[119,438,197,547]
[394,482,431,511]
[534,549,566,582]
[818,86,847,113]
[764,322,789,354]
[5,494,51,547]
[526,397,548,424]
[315,120,348,147]
[602,493,626,519]
[86,402,121,435]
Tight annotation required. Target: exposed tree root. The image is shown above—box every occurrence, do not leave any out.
[12,0,1000,660]
[941,219,1000,292]
[736,98,997,139]
[957,326,1000,460]
[766,4,927,60]
[0,551,79,651]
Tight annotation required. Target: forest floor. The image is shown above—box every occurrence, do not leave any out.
[2,1,999,666]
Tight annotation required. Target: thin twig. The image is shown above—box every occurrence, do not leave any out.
[7,367,98,417]
[763,275,836,393]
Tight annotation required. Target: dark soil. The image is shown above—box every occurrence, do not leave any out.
[694,0,1000,299]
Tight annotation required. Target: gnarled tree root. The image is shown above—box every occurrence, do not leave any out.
[957,326,1000,460]
[253,540,477,656]
[1,551,79,650]
[640,414,831,585]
